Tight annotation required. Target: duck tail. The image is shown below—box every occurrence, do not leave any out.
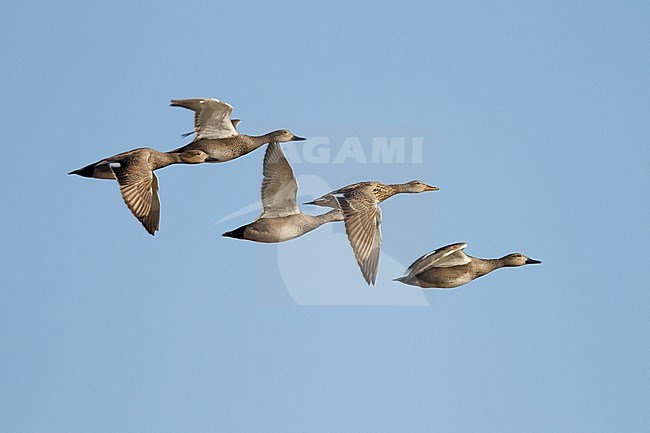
[222,225,247,240]
[303,197,329,206]
[68,164,95,178]
[303,195,339,208]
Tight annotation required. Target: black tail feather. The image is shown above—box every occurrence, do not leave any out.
[68,164,95,177]
[222,225,247,239]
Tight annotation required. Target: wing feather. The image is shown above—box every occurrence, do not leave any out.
[337,195,382,285]
[171,98,238,140]
[259,142,300,218]
[110,156,160,235]
[408,243,469,275]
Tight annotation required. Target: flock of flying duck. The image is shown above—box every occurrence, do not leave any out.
[70,98,541,287]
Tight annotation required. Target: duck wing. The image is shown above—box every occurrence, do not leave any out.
[109,155,160,235]
[408,243,470,275]
[171,98,238,140]
[180,119,241,138]
[306,181,376,209]
[336,194,382,285]
[330,181,376,195]
[259,142,299,218]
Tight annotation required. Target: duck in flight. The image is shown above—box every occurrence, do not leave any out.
[170,98,305,162]
[305,180,439,285]
[394,242,541,288]
[69,148,210,235]
[223,142,343,242]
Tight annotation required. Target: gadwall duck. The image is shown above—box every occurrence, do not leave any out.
[223,142,343,242]
[305,180,439,285]
[170,98,305,162]
[69,148,210,235]
[394,242,541,288]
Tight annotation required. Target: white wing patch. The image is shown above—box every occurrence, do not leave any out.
[172,98,239,140]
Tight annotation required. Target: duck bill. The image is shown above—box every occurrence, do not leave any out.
[525,258,542,265]
[291,135,306,141]
[423,185,439,191]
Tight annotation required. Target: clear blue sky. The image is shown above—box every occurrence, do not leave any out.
[1,1,649,431]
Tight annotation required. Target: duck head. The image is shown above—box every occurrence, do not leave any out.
[179,149,211,164]
[269,129,306,142]
[402,180,439,193]
[501,253,542,267]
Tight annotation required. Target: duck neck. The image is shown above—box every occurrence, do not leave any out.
[373,183,401,202]
[151,151,184,170]
[251,132,277,147]
[158,151,205,169]
[231,132,275,156]
[319,209,345,223]
[473,259,504,279]
[305,209,344,230]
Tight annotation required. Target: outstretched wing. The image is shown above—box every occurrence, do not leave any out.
[260,142,299,218]
[109,156,160,235]
[337,195,382,285]
[171,98,238,140]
